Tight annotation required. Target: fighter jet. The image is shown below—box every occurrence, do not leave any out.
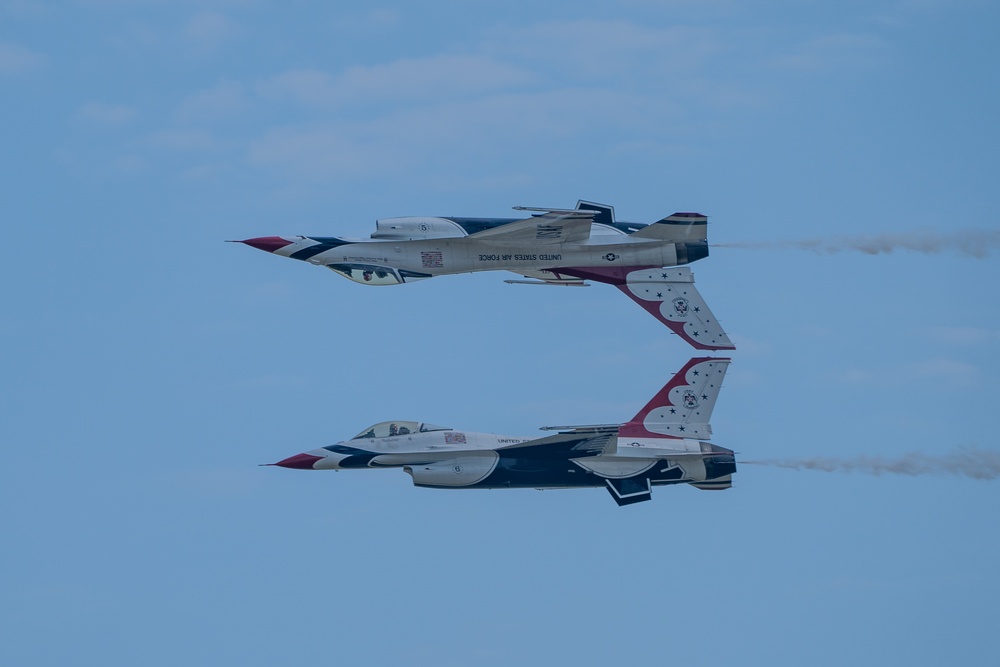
[266,357,735,506]
[234,201,734,351]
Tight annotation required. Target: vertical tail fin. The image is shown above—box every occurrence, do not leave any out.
[619,357,731,439]
[619,267,735,350]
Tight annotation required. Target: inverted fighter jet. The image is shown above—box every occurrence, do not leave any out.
[234,201,734,350]
[266,357,735,506]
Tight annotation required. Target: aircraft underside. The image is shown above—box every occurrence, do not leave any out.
[406,453,736,506]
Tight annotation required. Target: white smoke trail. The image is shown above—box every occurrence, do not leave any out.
[716,229,1000,258]
[741,446,1000,479]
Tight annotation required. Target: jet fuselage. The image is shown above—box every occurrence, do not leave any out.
[268,357,737,506]
[276,422,735,496]
[259,232,704,286]
[235,203,734,350]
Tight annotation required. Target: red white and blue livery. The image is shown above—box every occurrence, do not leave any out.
[235,201,734,350]
[267,357,736,506]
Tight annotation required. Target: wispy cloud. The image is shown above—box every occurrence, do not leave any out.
[924,327,1000,345]
[837,357,982,386]
[246,88,653,180]
[183,11,239,53]
[78,102,136,124]
[771,33,890,71]
[486,20,721,80]
[134,17,896,187]
[234,19,772,186]
[175,80,248,122]
[145,128,218,152]
[257,55,536,108]
[910,358,979,382]
[0,40,45,75]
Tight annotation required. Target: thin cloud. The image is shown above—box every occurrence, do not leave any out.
[256,69,337,107]
[772,32,891,71]
[362,8,400,27]
[175,81,248,122]
[485,20,722,80]
[246,88,656,180]
[837,358,982,387]
[911,358,979,382]
[112,154,146,173]
[924,327,1000,345]
[183,11,239,52]
[78,102,136,124]
[0,40,45,75]
[145,128,218,152]
[256,55,536,108]
[339,55,536,100]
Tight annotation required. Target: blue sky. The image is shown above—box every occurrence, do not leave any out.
[2,1,999,665]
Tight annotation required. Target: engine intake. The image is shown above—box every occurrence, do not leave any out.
[404,453,500,488]
[371,217,467,240]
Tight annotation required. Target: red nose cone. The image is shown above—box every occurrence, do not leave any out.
[273,453,324,469]
[242,236,294,253]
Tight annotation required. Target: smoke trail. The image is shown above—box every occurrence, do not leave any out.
[716,228,1000,258]
[741,446,1000,480]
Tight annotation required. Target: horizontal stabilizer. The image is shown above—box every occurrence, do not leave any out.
[605,477,652,506]
[690,475,732,490]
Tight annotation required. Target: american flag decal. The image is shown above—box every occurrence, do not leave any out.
[445,432,467,444]
[536,225,562,239]
[421,251,443,268]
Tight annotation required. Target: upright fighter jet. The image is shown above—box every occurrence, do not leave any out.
[234,201,734,351]
[266,357,736,506]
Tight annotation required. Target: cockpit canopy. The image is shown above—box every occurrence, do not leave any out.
[351,421,451,440]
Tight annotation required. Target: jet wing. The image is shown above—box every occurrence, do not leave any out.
[538,424,621,434]
[494,431,614,458]
[467,209,597,245]
[409,432,611,467]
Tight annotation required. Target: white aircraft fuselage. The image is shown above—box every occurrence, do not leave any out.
[278,232,687,282]
[236,202,734,350]
[269,357,737,506]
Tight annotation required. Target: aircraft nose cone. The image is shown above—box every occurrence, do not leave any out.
[241,236,294,253]
[273,453,324,469]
